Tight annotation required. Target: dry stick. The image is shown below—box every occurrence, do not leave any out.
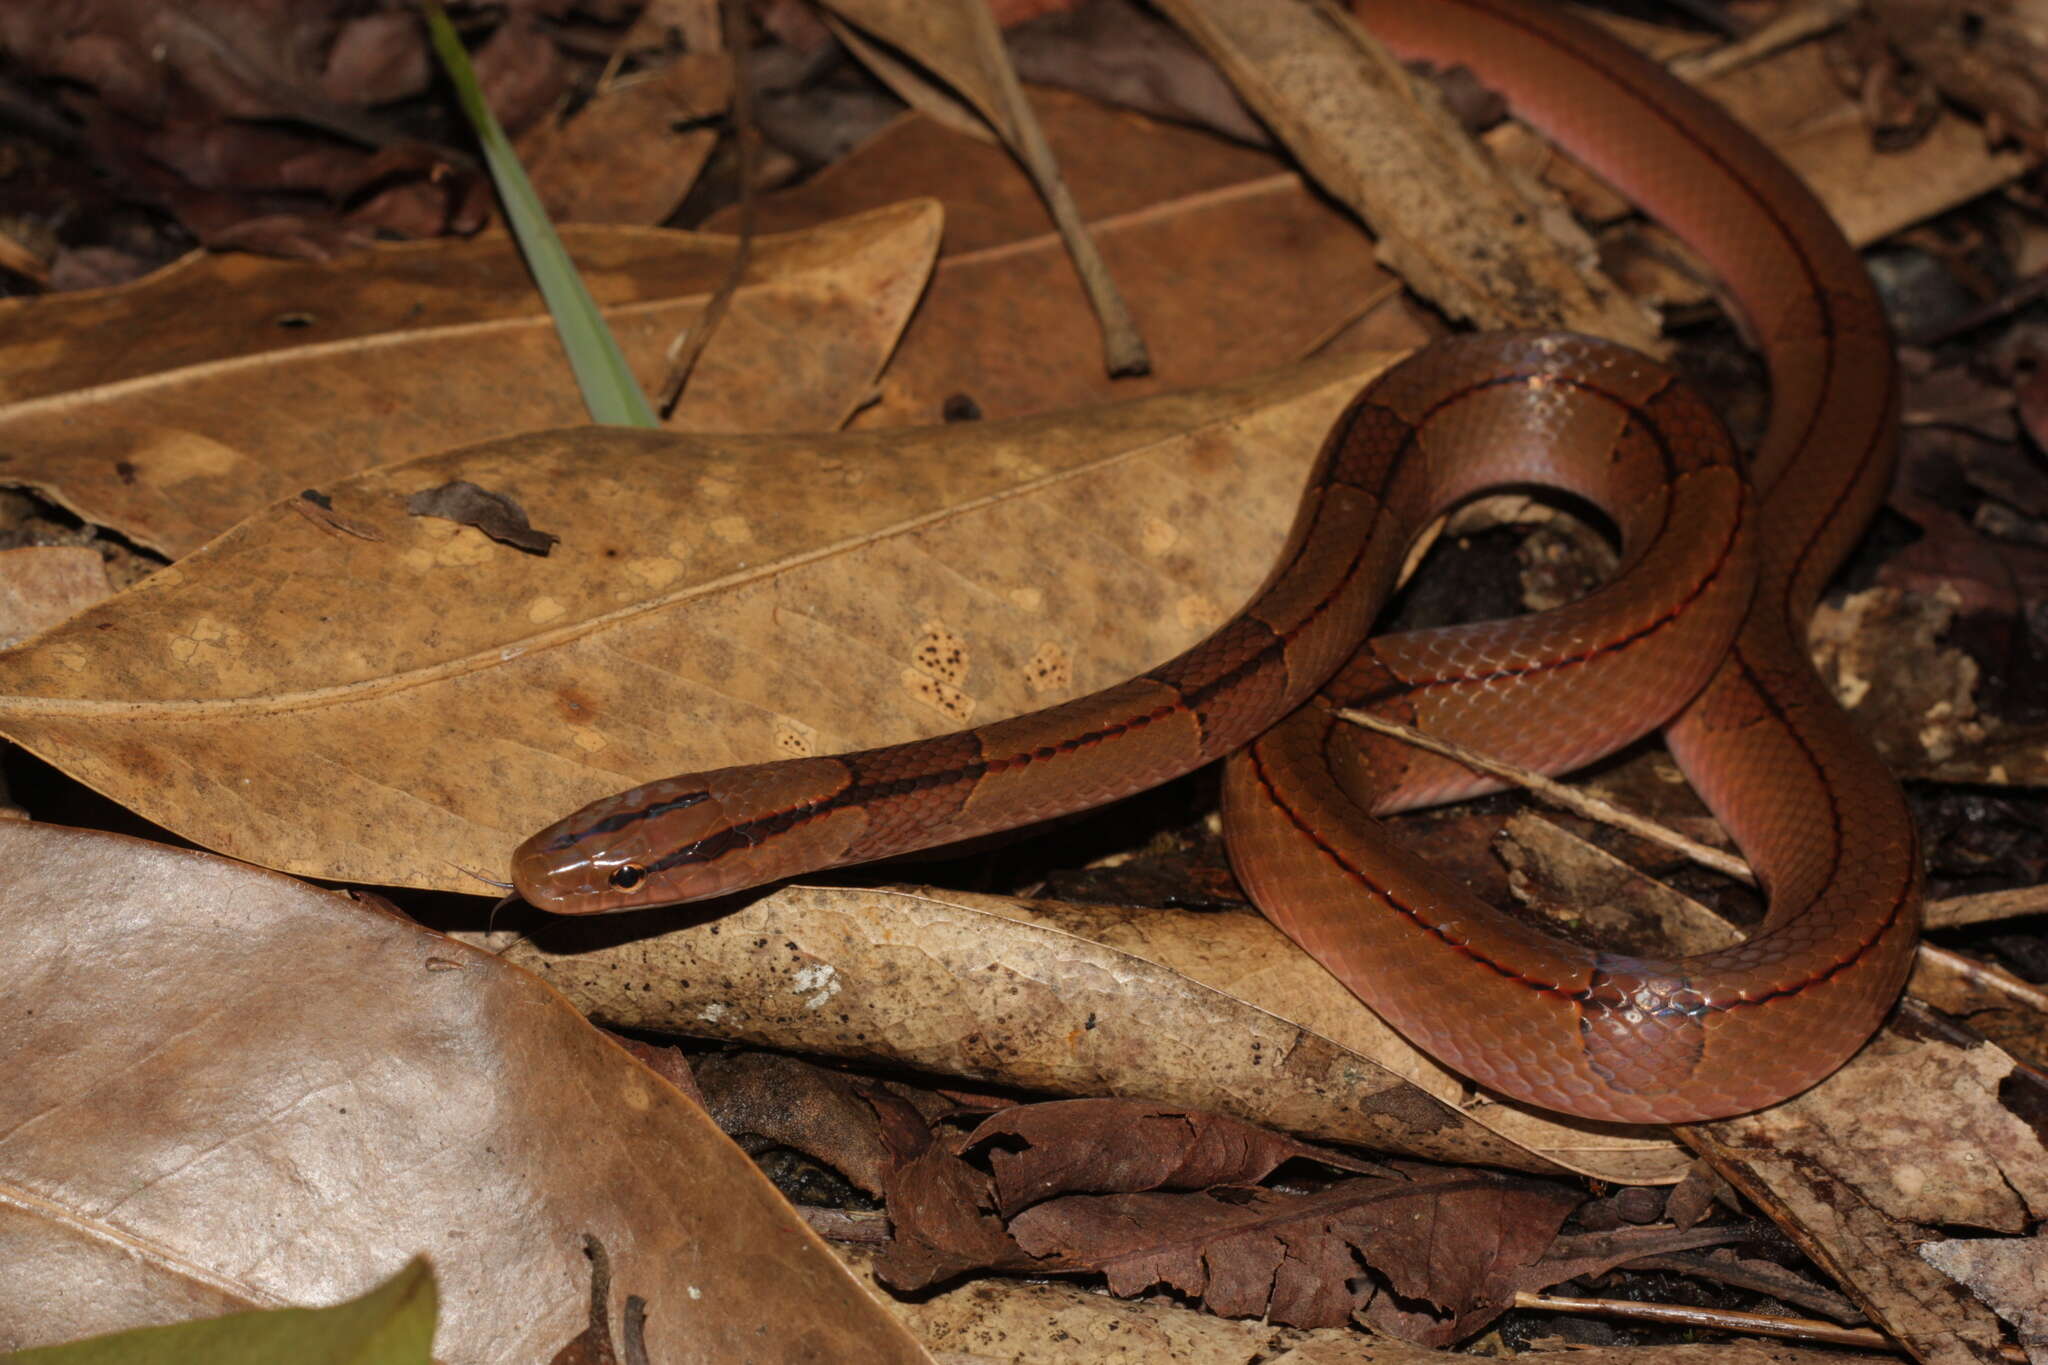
[958,0,1149,377]
[1669,0,1858,82]
[797,1205,892,1243]
[1925,881,2048,930]
[1336,706,2047,936]
[658,0,755,417]
[1333,706,1755,882]
[1920,940,2048,1013]
[1514,1291,1894,1351]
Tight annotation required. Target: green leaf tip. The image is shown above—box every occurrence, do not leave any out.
[0,1256,438,1365]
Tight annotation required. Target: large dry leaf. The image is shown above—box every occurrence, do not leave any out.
[0,201,940,557]
[1920,1232,2048,1358]
[491,883,1691,1186]
[709,87,1411,428]
[0,822,928,1365]
[0,350,1382,892]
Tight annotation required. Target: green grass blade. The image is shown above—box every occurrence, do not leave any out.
[423,4,659,428]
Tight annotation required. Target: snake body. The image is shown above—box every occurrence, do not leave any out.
[512,0,1920,1123]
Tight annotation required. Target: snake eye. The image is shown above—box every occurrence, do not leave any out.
[609,863,648,891]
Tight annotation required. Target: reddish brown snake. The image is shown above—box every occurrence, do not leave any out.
[513,0,1919,1123]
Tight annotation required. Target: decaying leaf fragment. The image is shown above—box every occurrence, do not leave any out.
[407,479,559,555]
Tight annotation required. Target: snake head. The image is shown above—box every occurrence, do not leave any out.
[511,757,863,914]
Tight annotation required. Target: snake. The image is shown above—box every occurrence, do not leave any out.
[510,0,1921,1124]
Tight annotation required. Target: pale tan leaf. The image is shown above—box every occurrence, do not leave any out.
[828,1242,1449,1364]
[1716,16,2028,243]
[0,547,112,648]
[488,882,1690,1186]
[824,14,998,145]
[0,351,1383,892]
[0,822,928,1365]
[0,202,939,557]
[1920,1231,2048,1356]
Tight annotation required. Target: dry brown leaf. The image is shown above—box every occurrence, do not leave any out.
[823,12,999,146]
[489,882,1691,1185]
[819,0,1148,373]
[1006,0,1270,146]
[963,1099,1390,1215]
[695,1051,902,1197]
[0,546,112,648]
[713,86,1411,427]
[1499,811,1742,958]
[871,1088,1038,1292]
[520,52,732,225]
[0,202,939,557]
[0,822,927,1364]
[0,349,1381,892]
[0,226,819,405]
[1007,1174,1575,1344]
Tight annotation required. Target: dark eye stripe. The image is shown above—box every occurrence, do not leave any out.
[547,790,711,851]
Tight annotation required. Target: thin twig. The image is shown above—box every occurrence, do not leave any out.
[1335,706,2042,938]
[658,0,756,417]
[1924,880,2048,930]
[796,1204,892,1243]
[1919,941,2048,1013]
[1513,1290,1894,1351]
[1331,706,1753,882]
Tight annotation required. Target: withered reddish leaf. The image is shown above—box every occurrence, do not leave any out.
[694,1052,897,1197]
[1009,1174,1578,1345]
[963,1098,1391,1216]
[873,1087,1038,1291]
